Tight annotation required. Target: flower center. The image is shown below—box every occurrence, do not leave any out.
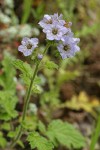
[64,45,70,51]
[46,19,52,24]
[27,43,32,49]
[52,28,58,35]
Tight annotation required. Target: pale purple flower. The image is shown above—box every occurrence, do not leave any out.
[37,54,43,60]
[18,37,38,56]
[43,24,69,41]
[61,31,73,41]
[38,13,65,29]
[57,36,80,59]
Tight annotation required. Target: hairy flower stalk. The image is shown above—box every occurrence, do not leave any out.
[10,43,50,148]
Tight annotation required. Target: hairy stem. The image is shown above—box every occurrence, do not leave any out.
[10,43,50,148]
[90,115,100,150]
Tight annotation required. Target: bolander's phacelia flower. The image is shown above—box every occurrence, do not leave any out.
[38,13,80,59]
[38,13,65,29]
[43,24,69,41]
[57,35,80,59]
[18,37,39,56]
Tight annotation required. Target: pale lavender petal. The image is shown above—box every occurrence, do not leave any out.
[21,37,29,45]
[23,50,32,56]
[18,45,25,52]
[30,38,39,46]
[44,14,51,20]
[72,38,80,44]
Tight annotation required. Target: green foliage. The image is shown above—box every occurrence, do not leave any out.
[27,120,85,150]
[0,91,18,120]
[21,115,38,131]
[31,2,45,20]
[7,126,20,138]
[0,52,16,91]
[27,132,54,150]
[40,91,60,108]
[38,121,46,134]
[13,59,42,93]
[0,132,7,148]
[0,52,18,121]
[76,23,100,37]
[21,0,33,23]
[56,0,76,20]
[57,70,80,86]
[0,122,11,131]
[46,120,85,149]
[45,61,59,70]
[13,59,33,78]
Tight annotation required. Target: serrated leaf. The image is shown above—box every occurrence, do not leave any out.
[0,52,16,91]
[27,132,54,150]
[21,116,37,131]
[0,91,18,120]
[46,120,85,149]
[13,59,33,78]
[13,59,42,93]
[45,61,58,70]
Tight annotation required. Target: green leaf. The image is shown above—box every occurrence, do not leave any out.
[7,131,16,138]
[7,126,20,138]
[0,132,7,148]
[17,140,25,148]
[40,91,60,107]
[0,52,16,91]
[45,61,58,70]
[46,120,85,149]
[21,0,33,23]
[21,117,37,131]
[13,59,33,78]
[0,91,18,120]
[57,70,80,85]
[38,121,46,134]
[1,122,11,131]
[27,132,54,150]
[13,59,42,93]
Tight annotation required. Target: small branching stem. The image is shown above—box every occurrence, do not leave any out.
[90,115,100,150]
[10,43,50,148]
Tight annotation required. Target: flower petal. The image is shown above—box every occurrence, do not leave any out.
[18,45,25,52]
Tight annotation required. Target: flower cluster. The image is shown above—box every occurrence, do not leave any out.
[18,13,80,59]
[39,13,80,59]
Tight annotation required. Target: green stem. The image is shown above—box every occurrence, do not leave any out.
[90,115,100,150]
[10,43,50,148]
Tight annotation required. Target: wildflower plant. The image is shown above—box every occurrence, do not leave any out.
[6,13,85,149]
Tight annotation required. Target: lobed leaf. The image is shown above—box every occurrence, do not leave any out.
[27,132,54,150]
[46,120,85,149]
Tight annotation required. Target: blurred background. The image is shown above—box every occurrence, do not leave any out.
[0,0,100,150]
